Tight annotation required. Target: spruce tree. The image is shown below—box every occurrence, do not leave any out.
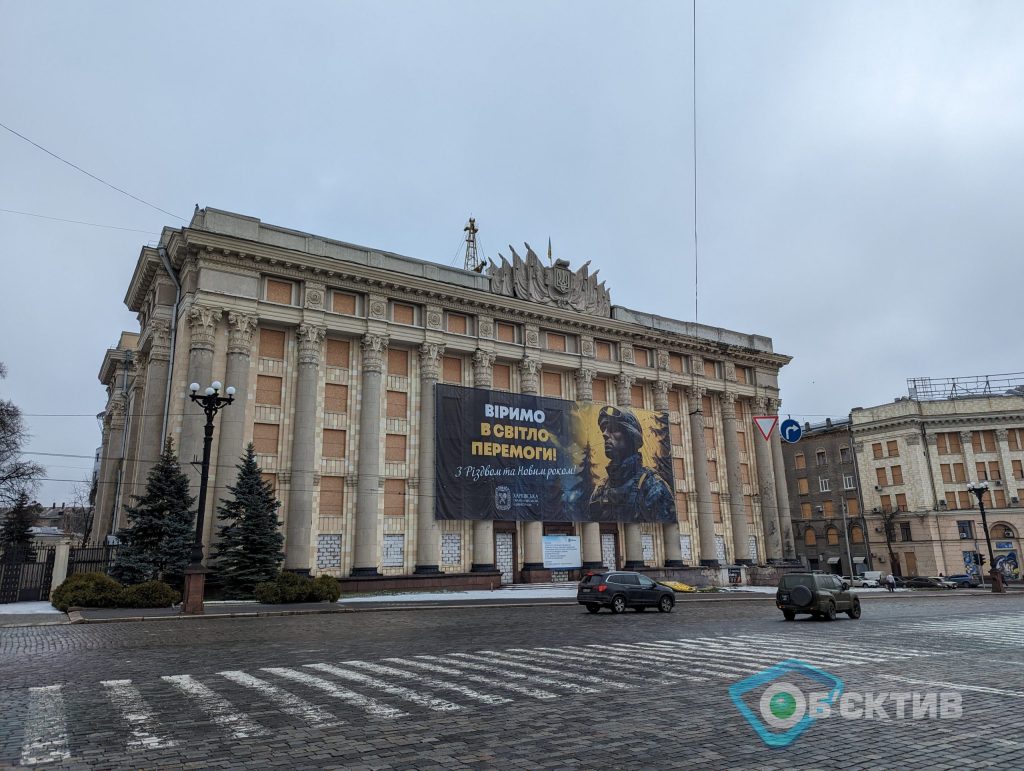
[111,437,195,585]
[0,491,38,560]
[213,443,285,597]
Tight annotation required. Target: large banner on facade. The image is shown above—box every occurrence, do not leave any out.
[435,384,675,522]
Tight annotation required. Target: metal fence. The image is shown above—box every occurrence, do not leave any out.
[68,546,120,577]
[0,545,56,603]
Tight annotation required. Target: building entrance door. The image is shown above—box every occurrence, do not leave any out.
[495,531,515,585]
[904,551,918,576]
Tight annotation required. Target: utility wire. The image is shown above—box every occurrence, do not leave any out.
[0,121,184,221]
[0,208,160,234]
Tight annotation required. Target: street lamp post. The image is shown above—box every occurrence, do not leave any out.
[182,381,234,614]
[966,480,1002,593]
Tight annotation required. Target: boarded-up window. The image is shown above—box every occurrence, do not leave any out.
[804,529,816,546]
[886,440,899,457]
[392,303,416,325]
[1008,429,1023,451]
[593,379,608,403]
[704,426,716,448]
[895,493,908,511]
[542,372,562,397]
[496,322,517,342]
[1015,459,1024,479]
[798,478,809,495]
[706,459,718,480]
[255,375,282,406]
[386,390,407,418]
[320,476,344,516]
[711,492,721,522]
[385,434,407,462]
[322,429,347,459]
[972,430,997,453]
[442,356,462,384]
[630,385,644,407]
[261,473,277,495]
[879,494,892,511]
[259,329,286,360]
[446,313,468,335]
[953,462,966,482]
[737,430,746,448]
[801,503,812,519]
[673,457,685,481]
[735,366,749,384]
[822,500,834,516]
[332,292,357,315]
[265,279,294,304]
[670,423,683,446]
[795,453,806,470]
[988,461,1002,480]
[325,384,349,413]
[891,465,903,485]
[740,463,750,484]
[847,498,859,515]
[994,488,1007,507]
[668,390,681,413]
[634,347,652,367]
[253,423,280,455]
[675,493,688,519]
[325,339,350,368]
[546,332,567,352]
[701,395,713,415]
[703,360,718,378]
[827,528,839,546]
[595,341,613,361]
[850,524,864,543]
[876,467,888,487]
[941,463,953,483]
[872,442,883,459]
[388,349,409,376]
[384,479,406,517]
[493,363,511,390]
[958,491,973,509]
[668,353,684,373]
[936,432,961,455]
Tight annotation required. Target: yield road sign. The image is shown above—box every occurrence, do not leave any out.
[753,415,778,441]
[780,418,803,444]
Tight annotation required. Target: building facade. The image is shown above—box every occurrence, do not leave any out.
[780,418,872,576]
[92,207,794,586]
[850,384,1024,581]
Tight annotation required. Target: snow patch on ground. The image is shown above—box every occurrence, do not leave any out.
[0,601,63,615]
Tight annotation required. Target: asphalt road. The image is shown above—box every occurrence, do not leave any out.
[1,593,1022,769]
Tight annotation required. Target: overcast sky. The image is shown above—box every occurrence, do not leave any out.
[2,1,1022,507]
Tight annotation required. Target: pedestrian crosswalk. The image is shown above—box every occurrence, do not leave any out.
[899,612,1024,646]
[10,632,936,766]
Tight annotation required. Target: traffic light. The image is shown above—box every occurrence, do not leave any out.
[978,554,987,566]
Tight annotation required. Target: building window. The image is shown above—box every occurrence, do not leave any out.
[876,467,888,487]
[442,356,463,384]
[255,375,282,406]
[846,498,859,515]
[703,360,721,379]
[957,520,975,539]
[899,523,912,542]
[592,379,609,403]
[819,477,831,493]
[971,430,997,453]
[826,528,839,546]
[798,478,809,495]
[387,349,409,377]
[872,442,883,459]
[850,524,864,544]
[331,291,361,316]
[634,347,654,368]
[804,529,817,547]
[542,372,563,397]
[880,494,892,512]
[1014,459,1023,479]
[886,440,899,457]
[325,384,349,413]
[384,479,406,518]
[385,434,407,463]
[891,465,904,485]
[822,500,834,517]
[493,363,512,391]
[668,353,685,373]
[263,278,296,305]
[595,340,616,361]
[322,429,347,459]
[816,450,828,466]
[735,366,752,384]
[794,453,806,470]
[895,493,908,512]
[382,535,405,567]
[385,390,407,419]
[259,329,286,360]
[325,339,351,368]
[1007,428,1024,450]
[389,301,420,326]
[495,321,520,343]
[445,312,472,336]
[543,330,577,353]
[801,503,813,519]
[631,384,645,408]
[936,432,961,455]
[253,423,280,455]
[839,446,851,463]
[843,474,855,490]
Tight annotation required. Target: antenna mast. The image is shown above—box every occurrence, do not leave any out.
[463,217,482,272]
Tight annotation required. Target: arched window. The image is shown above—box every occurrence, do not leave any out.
[804,528,817,547]
[816,450,828,466]
[827,527,840,545]
[850,524,864,544]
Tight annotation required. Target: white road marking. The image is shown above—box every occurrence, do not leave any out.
[441,653,599,694]
[262,667,406,718]
[218,670,338,727]
[20,685,70,766]
[700,637,875,665]
[342,659,512,705]
[386,656,559,700]
[630,643,759,675]
[305,663,461,712]
[471,649,632,689]
[583,643,729,680]
[539,645,708,684]
[101,679,177,750]
[161,675,265,739]
[877,674,1024,698]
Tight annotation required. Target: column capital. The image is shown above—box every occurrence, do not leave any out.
[227,312,258,356]
[419,342,446,381]
[996,428,1009,441]
[147,319,172,361]
[520,356,540,394]
[187,304,222,352]
[925,433,938,445]
[685,384,706,412]
[297,324,327,366]
[472,349,496,388]
[652,379,670,411]
[106,394,128,429]
[360,333,390,373]
[720,390,738,410]
[959,430,973,444]
[615,373,635,405]
[575,367,596,401]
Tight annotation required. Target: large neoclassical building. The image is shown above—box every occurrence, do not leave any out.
[93,207,794,588]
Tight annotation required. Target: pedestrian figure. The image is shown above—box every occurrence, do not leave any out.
[885,574,896,592]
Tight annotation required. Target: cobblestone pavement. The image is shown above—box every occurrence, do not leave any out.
[1,594,1022,769]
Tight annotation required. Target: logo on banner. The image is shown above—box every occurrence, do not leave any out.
[495,486,512,512]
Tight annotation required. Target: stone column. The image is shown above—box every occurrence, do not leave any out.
[136,320,171,490]
[520,357,545,572]
[655,380,683,567]
[687,385,719,566]
[577,368,603,569]
[210,312,257,549]
[924,434,945,509]
[284,323,325,574]
[616,374,646,569]
[769,399,796,560]
[753,397,783,561]
[467,349,497,572]
[92,395,126,544]
[414,343,446,573]
[995,429,1018,501]
[352,333,389,576]
[180,305,221,500]
[721,391,751,564]
[121,354,145,507]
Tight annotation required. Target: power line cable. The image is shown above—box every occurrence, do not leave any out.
[0,121,184,221]
[0,208,161,234]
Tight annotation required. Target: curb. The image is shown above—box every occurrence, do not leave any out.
[67,607,351,624]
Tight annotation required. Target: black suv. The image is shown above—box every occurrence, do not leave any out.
[577,571,676,614]
[776,572,861,621]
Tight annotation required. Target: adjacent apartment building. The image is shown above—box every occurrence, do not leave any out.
[92,207,794,588]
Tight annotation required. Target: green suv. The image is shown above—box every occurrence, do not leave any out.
[776,572,862,621]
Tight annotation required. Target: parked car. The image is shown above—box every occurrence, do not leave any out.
[900,576,951,590]
[776,572,861,621]
[577,571,676,614]
[946,574,982,588]
[842,575,878,588]
[928,576,958,589]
